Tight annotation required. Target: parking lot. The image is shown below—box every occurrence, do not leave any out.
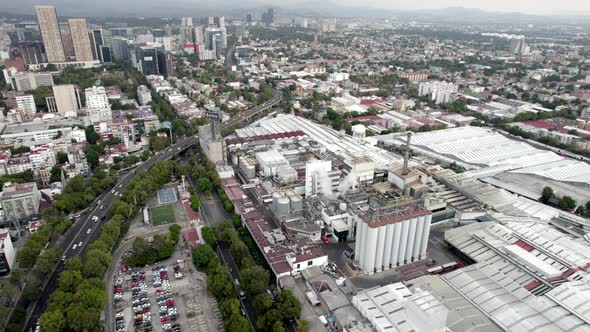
[112,250,224,332]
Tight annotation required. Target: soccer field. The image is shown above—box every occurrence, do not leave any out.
[149,204,176,226]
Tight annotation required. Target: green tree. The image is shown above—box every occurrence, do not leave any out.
[253,293,273,316]
[192,244,218,271]
[40,309,66,332]
[55,151,68,164]
[240,265,269,295]
[207,266,235,299]
[225,313,250,332]
[190,194,201,210]
[276,290,302,319]
[201,226,217,248]
[50,166,63,183]
[58,270,84,293]
[230,240,251,269]
[559,196,576,210]
[8,268,24,289]
[296,319,310,332]
[541,186,554,204]
[220,298,242,318]
[149,135,170,151]
[197,177,213,193]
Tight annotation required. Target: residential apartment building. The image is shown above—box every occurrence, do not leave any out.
[51,84,81,114]
[4,92,37,120]
[0,182,41,219]
[0,229,15,276]
[35,5,66,63]
[67,18,94,61]
[85,86,113,123]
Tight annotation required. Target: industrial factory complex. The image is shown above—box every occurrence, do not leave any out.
[201,113,590,331]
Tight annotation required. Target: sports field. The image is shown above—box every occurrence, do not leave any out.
[149,204,176,226]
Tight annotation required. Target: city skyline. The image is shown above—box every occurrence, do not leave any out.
[1,0,589,17]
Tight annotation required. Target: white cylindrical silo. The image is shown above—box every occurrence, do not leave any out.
[383,224,395,270]
[398,219,410,265]
[364,226,379,274]
[413,216,425,260]
[354,219,363,264]
[406,218,418,262]
[392,222,402,266]
[276,197,290,219]
[272,192,282,212]
[420,215,432,259]
[358,220,369,266]
[289,195,303,212]
[375,226,386,273]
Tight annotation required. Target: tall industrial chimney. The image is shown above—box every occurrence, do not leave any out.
[403,132,412,174]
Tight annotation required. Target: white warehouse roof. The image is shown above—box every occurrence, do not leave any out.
[396,126,590,185]
[352,283,448,332]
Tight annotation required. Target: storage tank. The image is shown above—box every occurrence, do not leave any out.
[244,163,256,179]
[289,195,303,212]
[276,197,291,219]
[272,192,282,212]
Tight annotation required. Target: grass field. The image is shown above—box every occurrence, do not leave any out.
[149,204,176,226]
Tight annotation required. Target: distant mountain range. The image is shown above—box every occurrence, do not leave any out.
[2,0,590,24]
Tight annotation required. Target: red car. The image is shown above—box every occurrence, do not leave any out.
[160,316,170,323]
[166,300,175,306]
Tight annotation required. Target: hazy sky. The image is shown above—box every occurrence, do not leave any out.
[335,0,590,15]
[3,0,590,16]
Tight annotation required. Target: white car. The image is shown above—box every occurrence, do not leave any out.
[72,244,78,250]
[87,228,92,234]
[78,241,83,247]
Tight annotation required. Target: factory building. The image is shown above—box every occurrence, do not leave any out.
[352,282,448,332]
[354,198,432,275]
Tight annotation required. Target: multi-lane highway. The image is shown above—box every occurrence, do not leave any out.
[223,90,283,129]
[23,136,197,331]
[24,90,283,331]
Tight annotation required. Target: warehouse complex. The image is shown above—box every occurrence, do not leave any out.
[214,113,590,331]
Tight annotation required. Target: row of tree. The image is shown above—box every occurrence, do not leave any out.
[40,216,122,331]
[541,186,578,211]
[40,160,179,331]
[193,220,305,332]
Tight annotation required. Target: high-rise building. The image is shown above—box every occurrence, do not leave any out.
[91,29,112,62]
[157,50,175,77]
[261,8,274,26]
[111,37,130,61]
[213,16,225,28]
[68,18,94,61]
[135,46,159,75]
[19,41,46,64]
[60,30,76,61]
[35,5,66,63]
[510,38,528,55]
[52,84,80,115]
[85,86,112,123]
[246,13,252,23]
[181,17,193,27]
